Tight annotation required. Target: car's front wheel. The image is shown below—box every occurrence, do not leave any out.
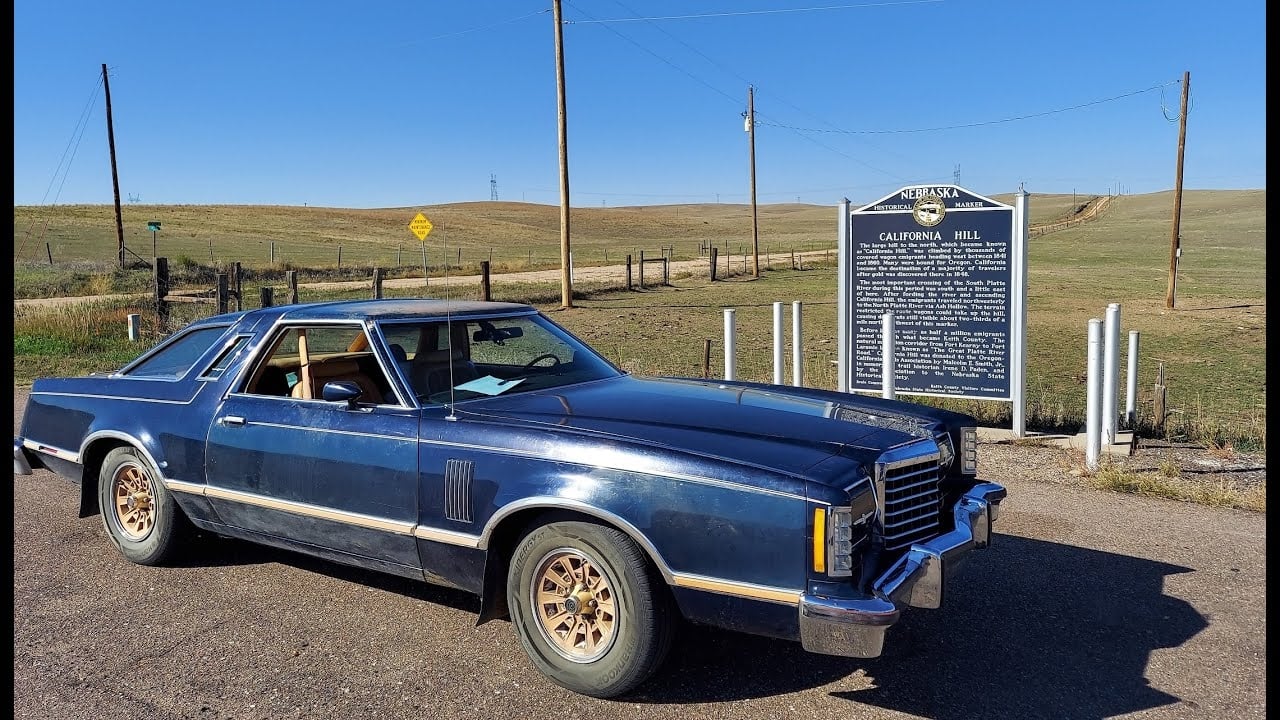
[508,520,674,698]
[97,446,192,566]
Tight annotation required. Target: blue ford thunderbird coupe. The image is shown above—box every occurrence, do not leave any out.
[14,298,1005,697]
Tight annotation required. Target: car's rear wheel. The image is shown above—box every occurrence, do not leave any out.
[508,520,673,698]
[98,446,191,566]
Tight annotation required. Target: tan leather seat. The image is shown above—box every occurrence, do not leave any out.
[291,358,381,403]
[411,349,481,398]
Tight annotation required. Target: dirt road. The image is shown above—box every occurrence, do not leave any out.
[11,386,1266,719]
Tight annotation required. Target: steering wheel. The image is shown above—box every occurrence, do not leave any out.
[522,353,561,370]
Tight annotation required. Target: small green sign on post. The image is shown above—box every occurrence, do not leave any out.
[148,221,162,262]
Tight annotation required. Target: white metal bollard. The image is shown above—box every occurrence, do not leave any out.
[881,312,896,400]
[723,308,736,381]
[1086,318,1103,471]
[1125,330,1140,427]
[772,302,784,385]
[1102,303,1121,444]
[792,301,803,387]
[127,314,141,342]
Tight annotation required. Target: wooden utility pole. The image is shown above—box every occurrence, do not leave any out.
[103,63,126,270]
[553,0,574,308]
[1166,70,1190,309]
[747,85,760,278]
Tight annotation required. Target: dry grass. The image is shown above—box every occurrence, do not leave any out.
[1084,460,1265,511]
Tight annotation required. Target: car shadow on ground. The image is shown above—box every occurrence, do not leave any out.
[179,534,482,614]
[626,535,1207,718]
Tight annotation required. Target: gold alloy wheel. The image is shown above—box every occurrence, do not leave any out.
[531,548,620,663]
[112,461,156,540]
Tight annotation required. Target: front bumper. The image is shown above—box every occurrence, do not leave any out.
[798,481,1007,658]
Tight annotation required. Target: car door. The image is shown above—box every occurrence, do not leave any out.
[204,322,422,574]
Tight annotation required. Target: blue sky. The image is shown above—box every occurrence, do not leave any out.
[13,1,1267,209]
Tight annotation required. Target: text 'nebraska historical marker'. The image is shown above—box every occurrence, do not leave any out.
[846,185,1017,400]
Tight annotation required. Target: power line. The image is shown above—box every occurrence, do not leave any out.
[564,0,944,24]
[757,80,1182,135]
[17,71,104,258]
[568,0,905,181]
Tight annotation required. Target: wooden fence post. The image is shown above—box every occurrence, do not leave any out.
[397,243,402,267]
[232,262,243,311]
[663,257,670,285]
[337,245,342,268]
[287,270,299,304]
[216,273,229,314]
[155,257,170,333]
[710,248,718,281]
[480,261,492,301]
[702,339,712,378]
[270,240,275,264]
[46,242,53,265]
[626,255,633,290]
[373,267,384,299]
[1153,363,1168,436]
[260,286,274,308]
[639,250,646,289]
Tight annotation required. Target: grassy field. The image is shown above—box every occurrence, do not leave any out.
[12,190,1266,449]
[14,193,1093,298]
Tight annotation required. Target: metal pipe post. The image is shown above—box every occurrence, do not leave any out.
[772,302,784,384]
[1102,303,1121,444]
[723,309,736,381]
[1125,330,1140,427]
[881,312,896,400]
[792,301,803,387]
[1086,318,1103,471]
[836,199,850,392]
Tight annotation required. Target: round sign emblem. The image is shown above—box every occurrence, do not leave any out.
[912,195,946,227]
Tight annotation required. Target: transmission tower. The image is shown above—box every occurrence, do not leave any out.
[490,174,498,201]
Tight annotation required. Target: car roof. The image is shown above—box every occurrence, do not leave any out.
[194,298,536,328]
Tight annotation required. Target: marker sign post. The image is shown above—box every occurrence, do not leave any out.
[410,212,434,284]
[837,185,1029,434]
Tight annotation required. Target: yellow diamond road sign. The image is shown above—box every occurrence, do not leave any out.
[409,213,433,241]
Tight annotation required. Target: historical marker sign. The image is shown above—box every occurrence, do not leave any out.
[839,184,1026,402]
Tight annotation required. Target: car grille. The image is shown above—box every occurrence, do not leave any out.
[876,445,942,552]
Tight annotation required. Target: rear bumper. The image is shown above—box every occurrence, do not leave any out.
[15,438,36,475]
[798,481,1007,658]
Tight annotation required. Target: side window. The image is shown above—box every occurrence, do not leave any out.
[199,336,251,380]
[242,325,398,405]
[123,326,230,379]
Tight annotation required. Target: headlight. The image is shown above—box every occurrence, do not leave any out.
[961,426,977,474]
[820,507,855,577]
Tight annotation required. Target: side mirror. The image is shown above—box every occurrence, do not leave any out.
[321,380,363,409]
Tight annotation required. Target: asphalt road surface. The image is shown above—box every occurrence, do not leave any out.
[12,387,1266,720]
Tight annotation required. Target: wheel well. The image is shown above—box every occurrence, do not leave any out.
[477,507,674,625]
[77,439,132,518]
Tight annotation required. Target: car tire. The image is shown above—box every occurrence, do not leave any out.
[97,446,191,566]
[508,520,674,698]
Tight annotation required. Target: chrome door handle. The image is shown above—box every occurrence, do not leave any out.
[219,416,246,426]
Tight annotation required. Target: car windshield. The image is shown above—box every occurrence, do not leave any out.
[378,313,621,405]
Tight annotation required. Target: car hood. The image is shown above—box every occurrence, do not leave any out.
[458,375,930,483]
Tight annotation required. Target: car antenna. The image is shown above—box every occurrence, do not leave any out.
[443,236,458,422]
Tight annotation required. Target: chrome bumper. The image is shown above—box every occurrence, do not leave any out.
[14,438,34,475]
[798,481,1006,658]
